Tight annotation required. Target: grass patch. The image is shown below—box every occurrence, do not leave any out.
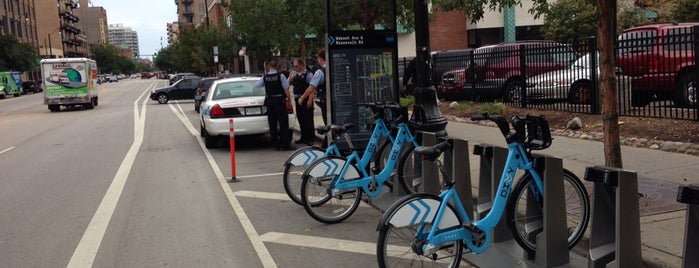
[478,102,506,115]
[399,95,415,107]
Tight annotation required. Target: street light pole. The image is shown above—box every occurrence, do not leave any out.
[411,0,447,136]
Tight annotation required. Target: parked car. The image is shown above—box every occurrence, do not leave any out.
[150,75,201,104]
[616,22,699,107]
[199,76,295,148]
[106,75,118,83]
[21,81,41,94]
[526,53,629,104]
[437,41,577,101]
[170,72,195,85]
[194,77,221,113]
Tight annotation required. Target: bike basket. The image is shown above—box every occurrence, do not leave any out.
[524,115,552,150]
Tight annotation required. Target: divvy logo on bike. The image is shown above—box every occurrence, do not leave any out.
[500,166,516,198]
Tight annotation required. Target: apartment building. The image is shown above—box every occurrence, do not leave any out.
[75,0,109,52]
[108,23,139,57]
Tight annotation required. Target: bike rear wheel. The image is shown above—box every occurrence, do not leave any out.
[300,156,363,224]
[506,169,590,254]
[377,195,463,268]
[283,146,326,205]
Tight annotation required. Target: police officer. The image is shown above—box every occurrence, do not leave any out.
[299,49,328,125]
[288,58,314,145]
[256,60,294,151]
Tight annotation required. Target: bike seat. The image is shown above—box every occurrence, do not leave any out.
[315,123,355,135]
[414,141,451,161]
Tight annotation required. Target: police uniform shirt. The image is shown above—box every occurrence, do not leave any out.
[255,70,290,90]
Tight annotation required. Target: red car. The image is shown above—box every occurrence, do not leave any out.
[616,22,698,107]
[437,41,576,101]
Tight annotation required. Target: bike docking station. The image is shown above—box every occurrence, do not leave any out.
[677,184,699,268]
[584,166,642,268]
[463,149,587,268]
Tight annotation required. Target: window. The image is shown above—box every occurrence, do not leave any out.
[618,30,657,54]
[662,27,694,51]
[213,81,261,100]
[199,3,205,12]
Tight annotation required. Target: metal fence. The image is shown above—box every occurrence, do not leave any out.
[401,25,699,121]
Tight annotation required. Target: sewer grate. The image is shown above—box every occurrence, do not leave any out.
[637,177,686,217]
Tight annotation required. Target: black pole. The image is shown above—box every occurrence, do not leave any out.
[48,33,53,58]
[204,0,210,27]
[411,0,447,136]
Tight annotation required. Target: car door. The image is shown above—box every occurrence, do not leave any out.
[171,79,191,100]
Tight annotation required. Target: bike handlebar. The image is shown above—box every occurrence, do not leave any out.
[470,113,526,144]
[366,102,406,125]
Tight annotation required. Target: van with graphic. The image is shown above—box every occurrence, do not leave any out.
[0,71,23,98]
[40,58,99,112]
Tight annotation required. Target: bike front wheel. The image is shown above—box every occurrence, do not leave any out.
[283,146,326,205]
[300,155,363,224]
[377,194,463,268]
[506,169,590,254]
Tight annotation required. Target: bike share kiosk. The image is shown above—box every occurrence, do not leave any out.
[325,0,400,155]
[677,184,699,268]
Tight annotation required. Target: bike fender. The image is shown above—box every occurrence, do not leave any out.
[306,156,360,179]
[377,193,460,230]
[284,146,324,166]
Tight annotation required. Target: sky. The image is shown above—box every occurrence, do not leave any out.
[91,0,177,58]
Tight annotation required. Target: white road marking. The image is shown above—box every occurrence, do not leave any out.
[170,101,277,268]
[237,172,284,178]
[259,232,407,255]
[0,146,14,154]
[67,81,160,267]
[235,190,371,208]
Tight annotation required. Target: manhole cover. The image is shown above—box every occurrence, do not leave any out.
[637,177,686,216]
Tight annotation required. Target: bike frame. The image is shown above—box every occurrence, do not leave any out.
[422,142,545,254]
[333,122,419,198]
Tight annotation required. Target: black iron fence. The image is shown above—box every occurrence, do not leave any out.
[401,25,699,121]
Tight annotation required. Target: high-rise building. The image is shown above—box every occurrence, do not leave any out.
[108,23,139,57]
[175,0,208,30]
[76,0,109,53]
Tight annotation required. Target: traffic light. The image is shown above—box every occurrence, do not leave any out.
[153,52,157,60]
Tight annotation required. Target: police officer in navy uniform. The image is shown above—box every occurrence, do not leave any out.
[256,60,294,151]
[299,49,328,125]
[288,58,314,145]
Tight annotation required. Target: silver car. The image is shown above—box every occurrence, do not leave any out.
[525,53,599,104]
[199,76,295,148]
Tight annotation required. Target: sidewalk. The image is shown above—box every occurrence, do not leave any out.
[292,109,693,267]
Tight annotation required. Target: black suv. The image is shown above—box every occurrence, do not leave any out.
[194,77,221,113]
[150,76,201,104]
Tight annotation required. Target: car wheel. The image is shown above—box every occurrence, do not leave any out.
[200,124,206,137]
[675,71,697,108]
[203,129,218,148]
[49,104,60,112]
[502,79,524,103]
[568,81,592,104]
[631,91,652,107]
[84,100,94,109]
[157,93,169,104]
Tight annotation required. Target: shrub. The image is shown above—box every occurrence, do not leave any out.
[478,102,506,115]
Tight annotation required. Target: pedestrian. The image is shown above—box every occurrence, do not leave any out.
[288,58,315,146]
[298,49,328,125]
[402,57,416,96]
[256,60,295,151]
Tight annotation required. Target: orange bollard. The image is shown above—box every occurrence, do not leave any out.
[229,119,240,182]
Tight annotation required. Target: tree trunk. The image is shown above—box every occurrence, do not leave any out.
[597,0,623,168]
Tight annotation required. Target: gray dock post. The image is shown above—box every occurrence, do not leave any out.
[420,132,440,195]
[449,138,473,220]
[531,155,570,267]
[677,184,699,268]
[584,166,642,268]
[473,144,511,242]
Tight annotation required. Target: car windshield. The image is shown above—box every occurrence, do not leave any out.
[211,80,263,100]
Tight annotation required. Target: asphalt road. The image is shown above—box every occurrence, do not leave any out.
[0,79,397,268]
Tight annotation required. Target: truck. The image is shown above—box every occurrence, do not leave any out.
[40,58,98,112]
[0,71,23,98]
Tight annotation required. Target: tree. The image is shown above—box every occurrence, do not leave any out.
[673,0,699,21]
[0,34,38,72]
[433,0,623,168]
[540,0,597,45]
[227,0,294,64]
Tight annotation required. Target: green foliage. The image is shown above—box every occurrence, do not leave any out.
[433,0,551,23]
[90,44,140,74]
[453,101,474,111]
[540,0,597,45]
[478,102,506,115]
[399,95,415,107]
[673,0,699,21]
[0,34,38,72]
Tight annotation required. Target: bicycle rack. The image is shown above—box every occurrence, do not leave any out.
[528,155,571,266]
[419,132,441,195]
[677,184,699,268]
[448,137,473,220]
[584,166,642,268]
[473,144,512,242]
